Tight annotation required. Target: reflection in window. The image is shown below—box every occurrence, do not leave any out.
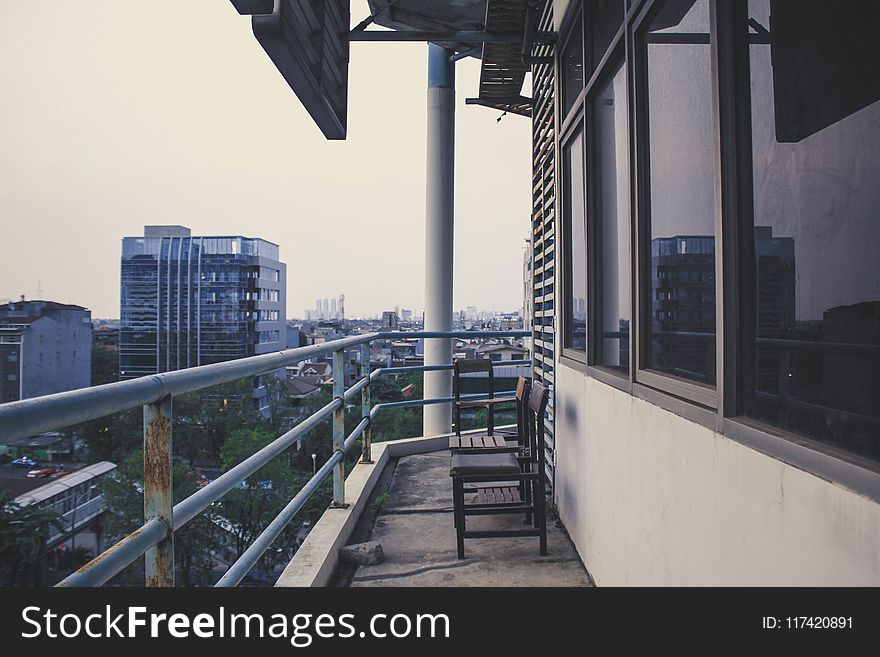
[745,0,880,462]
[642,0,717,385]
[564,130,587,352]
[593,62,631,373]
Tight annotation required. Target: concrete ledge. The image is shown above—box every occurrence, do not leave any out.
[274,426,513,587]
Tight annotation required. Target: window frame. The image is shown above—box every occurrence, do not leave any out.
[585,46,633,389]
[559,115,588,365]
[631,0,723,412]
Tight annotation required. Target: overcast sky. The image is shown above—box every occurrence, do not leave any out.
[0,0,531,319]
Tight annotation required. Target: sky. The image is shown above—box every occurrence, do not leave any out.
[0,0,532,319]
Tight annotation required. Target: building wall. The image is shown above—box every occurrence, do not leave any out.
[21,313,91,399]
[554,363,880,586]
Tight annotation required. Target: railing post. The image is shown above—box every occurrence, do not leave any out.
[143,395,174,587]
[360,342,373,464]
[331,349,347,507]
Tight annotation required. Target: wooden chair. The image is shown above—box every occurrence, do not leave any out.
[452,358,516,441]
[449,375,529,454]
[449,382,549,559]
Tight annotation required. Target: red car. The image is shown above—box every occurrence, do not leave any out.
[28,468,58,479]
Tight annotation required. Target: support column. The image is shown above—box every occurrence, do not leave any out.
[423,43,455,438]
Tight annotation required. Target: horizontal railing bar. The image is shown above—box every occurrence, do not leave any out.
[344,417,370,449]
[56,518,167,587]
[344,374,371,400]
[376,364,451,374]
[375,331,529,340]
[1,330,528,442]
[373,360,532,376]
[0,333,377,442]
[174,398,342,529]
[215,415,371,587]
[215,450,343,587]
[374,390,517,412]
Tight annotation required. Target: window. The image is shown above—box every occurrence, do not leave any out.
[741,0,880,462]
[590,59,630,374]
[562,129,587,354]
[639,0,717,387]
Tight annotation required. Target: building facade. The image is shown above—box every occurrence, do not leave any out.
[0,300,92,403]
[119,225,286,379]
[546,0,879,584]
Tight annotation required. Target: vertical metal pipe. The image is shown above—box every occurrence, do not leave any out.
[360,342,372,463]
[143,395,174,587]
[331,349,346,506]
[423,43,456,438]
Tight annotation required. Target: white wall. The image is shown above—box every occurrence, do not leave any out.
[554,363,880,586]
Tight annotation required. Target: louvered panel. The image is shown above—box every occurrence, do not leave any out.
[530,0,556,495]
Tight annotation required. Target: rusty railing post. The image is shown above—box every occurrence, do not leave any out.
[331,349,347,507]
[360,342,373,463]
[143,395,174,586]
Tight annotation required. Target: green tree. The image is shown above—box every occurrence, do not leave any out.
[91,344,119,386]
[101,452,224,586]
[0,490,62,586]
[218,428,299,566]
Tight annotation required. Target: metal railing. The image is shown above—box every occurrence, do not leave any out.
[0,330,529,587]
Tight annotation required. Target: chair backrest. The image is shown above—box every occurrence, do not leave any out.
[513,376,530,445]
[453,358,494,435]
[527,382,549,469]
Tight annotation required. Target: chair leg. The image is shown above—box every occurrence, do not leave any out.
[524,474,533,525]
[536,480,547,556]
[453,477,466,559]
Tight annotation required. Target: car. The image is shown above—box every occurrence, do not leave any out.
[49,468,70,479]
[11,457,39,468]
[27,467,59,478]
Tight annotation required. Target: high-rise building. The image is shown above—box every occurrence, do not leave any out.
[0,299,91,402]
[119,226,286,379]
[381,311,399,329]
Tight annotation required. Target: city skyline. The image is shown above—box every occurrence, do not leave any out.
[0,0,531,320]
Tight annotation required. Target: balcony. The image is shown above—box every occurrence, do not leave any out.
[0,331,589,587]
[283,447,590,587]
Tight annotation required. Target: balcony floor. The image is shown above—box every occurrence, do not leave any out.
[340,450,592,587]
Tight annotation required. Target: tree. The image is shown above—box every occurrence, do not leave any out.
[218,428,300,568]
[0,490,62,586]
[91,343,119,386]
[101,452,224,586]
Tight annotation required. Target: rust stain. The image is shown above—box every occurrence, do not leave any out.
[72,527,146,574]
[144,413,171,509]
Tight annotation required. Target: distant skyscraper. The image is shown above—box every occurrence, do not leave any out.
[0,299,92,402]
[382,311,399,329]
[119,226,286,379]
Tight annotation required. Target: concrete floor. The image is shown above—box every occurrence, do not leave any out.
[347,451,592,587]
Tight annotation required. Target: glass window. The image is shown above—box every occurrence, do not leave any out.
[641,0,717,385]
[591,61,631,373]
[563,129,587,352]
[743,0,880,462]
[561,12,584,120]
